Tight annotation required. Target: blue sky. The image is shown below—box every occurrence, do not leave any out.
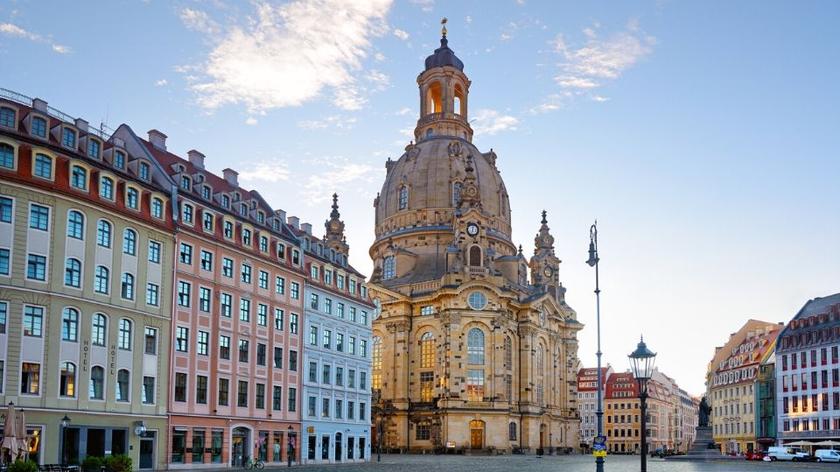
[2,0,839,394]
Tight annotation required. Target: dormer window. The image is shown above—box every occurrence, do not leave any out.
[398,185,408,210]
[126,187,139,210]
[242,229,252,246]
[62,128,77,149]
[256,211,264,224]
[233,192,240,202]
[292,249,300,265]
[271,219,280,231]
[383,256,396,280]
[152,198,164,219]
[277,243,286,260]
[139,162,150,181]
[239,203,247,217]
[88,139,101,159]
[113,150,125,169]
[182,203,194,224]
[0,107,15,128]
[70,165,87,190]
[201,185,211,200]
[221,194,230,208]
[31,116,47,138]
[180,176,191,191]
[303,238,310,251]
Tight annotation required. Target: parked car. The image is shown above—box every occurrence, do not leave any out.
[745,451,766,460]
[815,449,840,462]
[766,446,811,461]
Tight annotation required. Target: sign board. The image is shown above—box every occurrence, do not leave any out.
[593,435,606,446]
[592,435,607,457]
[306,426,315,434]
[593,449,607,458]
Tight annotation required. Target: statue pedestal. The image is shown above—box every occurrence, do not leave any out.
[667,427,734,461]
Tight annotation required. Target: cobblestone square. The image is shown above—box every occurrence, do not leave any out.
[291,454,840,472]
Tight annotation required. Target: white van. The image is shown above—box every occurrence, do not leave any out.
[815,449,840,462]
[767,446,810,461]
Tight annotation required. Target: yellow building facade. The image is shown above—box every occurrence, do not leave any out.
[367,29,582,453]
[708,319,782,454]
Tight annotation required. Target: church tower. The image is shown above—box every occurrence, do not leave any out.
[324,193,349,256]
[368,22,581,455]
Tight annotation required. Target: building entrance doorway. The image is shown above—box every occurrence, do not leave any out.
[335,433,343,462]
[138,432,156,469]
[539,424,546,450]
[232,427,250,466]
[469,420,484,449]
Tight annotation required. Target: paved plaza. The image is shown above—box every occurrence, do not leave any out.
[286,454,840,471]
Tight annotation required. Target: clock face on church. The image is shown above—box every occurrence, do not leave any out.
[466,223,479,236]
[543,266,553,277]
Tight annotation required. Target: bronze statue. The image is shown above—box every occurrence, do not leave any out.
[699,396,712,427]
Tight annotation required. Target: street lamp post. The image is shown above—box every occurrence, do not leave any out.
[586,221,604,472]
[287,425,294,467]
[629,337,657,472]
[60,415,71,466]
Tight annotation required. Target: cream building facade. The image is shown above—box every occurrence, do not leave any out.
[367,29,582,454]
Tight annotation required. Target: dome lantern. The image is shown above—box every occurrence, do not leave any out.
[415,19,474,142]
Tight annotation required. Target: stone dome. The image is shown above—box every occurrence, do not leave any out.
[424,37,464,71]
[374,136,512,243]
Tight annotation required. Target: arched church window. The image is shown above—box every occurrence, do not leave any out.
[454,84,465,115]
[372,336,382,390]
[452,182,462,206]
[536,346,544,374]
[427,82,442,114]
[504,336,512,369]
[398,186,408,210]
[383,256,396,280]
[420,332,435,368]
[467,328,485,365]
[508,422,517,440]
[469,246,481,267]
[425,128,433,138]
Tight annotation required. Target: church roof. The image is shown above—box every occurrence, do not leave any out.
[424,36,464,71]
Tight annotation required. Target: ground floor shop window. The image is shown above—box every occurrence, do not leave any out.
[26,427,42,464]
[258,431,269,461]
[273,432,284,462]
[211,430,223,464]
[321,435,330,460]
[171,429,186,463]
[192,429,205,463]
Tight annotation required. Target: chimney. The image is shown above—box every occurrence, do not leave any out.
[301,223,312,235]
[148,129,167,150]
[188,150,206,170]
[274,209,287,222]
[222,168,239,187]
[75,118,89,133]
[32,98,48,113]
[287,216,300,230]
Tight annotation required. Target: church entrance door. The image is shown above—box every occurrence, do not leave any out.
[469,420,484,449]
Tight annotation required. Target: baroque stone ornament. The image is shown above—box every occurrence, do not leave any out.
[448,140,463,158]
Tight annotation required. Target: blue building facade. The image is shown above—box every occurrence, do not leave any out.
[297,195,373,464]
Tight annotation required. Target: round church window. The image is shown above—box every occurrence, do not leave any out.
[468,291,487,310]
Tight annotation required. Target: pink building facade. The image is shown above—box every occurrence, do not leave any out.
[134,132,306,468]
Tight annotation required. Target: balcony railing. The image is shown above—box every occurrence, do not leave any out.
[0,87,113,140]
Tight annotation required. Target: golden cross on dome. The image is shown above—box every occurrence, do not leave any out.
[441,17,448,37]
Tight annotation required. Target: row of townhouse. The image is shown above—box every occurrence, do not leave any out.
[0,89,374,469]
[703,292,840,454]
[579,367,698,455]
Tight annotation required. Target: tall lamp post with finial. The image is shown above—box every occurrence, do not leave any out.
[629,337,657,472]
[586,221,605,472]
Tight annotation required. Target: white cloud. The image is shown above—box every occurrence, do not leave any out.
[591,95,610,102]
[410,0,434,12]
[393,28,409,40]
[301,157,380,204]
[0,22,70,54]
[500,32,512,41]
[238,160,291,183]
[395,107,412,116]
[155,79,168,87]
[471,109,519,136]
[245,116,259,125]
[297,115,357,130]
[529,92,574,114]
[366,70,390,90]
[553,21,654,91]
[374,52,386,61]
[465,15,472,24]
[179,8,220,35]
[187,0,393,113]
